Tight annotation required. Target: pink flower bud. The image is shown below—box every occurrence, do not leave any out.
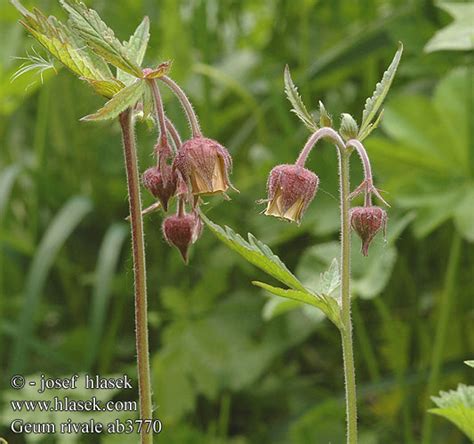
[173,137,234,195]
[162,212,203,263]
[142,166,177,212]
[264,164,319,224]
[350,206,387,256]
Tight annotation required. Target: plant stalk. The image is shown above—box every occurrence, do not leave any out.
[421,230,462,444]
[295,127,345,167]
[119,109,153,444]
[159,75,202,138]
[339,148,358,444]
[148,79,168,148]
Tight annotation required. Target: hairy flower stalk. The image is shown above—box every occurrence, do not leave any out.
[165,117,182,152]
[346,139,388,207]
[159,75,202,138]
[10,2,238,442]
[119,110,154,444]
[261,123,394,443]
[262,126,359,443]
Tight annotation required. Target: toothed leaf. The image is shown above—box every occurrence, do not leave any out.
[253,281,342,328]
[117,16,150,84]
[12,3,111,85]
[359,43,403,138]
[60,0,141,77]
[202,213,306,291]
[81,80,144,121]
[429,384,474,440]
[84,78,125,98]
[284,65,318,132]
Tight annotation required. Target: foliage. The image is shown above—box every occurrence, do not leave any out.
[366,67,474,241]
[424,2,474,52]
[429,384,474,440]
[1,0,473,443]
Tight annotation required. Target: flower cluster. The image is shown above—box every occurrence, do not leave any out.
[261,125,388,255]
[141,78,235,263]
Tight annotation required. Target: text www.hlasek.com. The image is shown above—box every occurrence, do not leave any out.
[11,396,137,413]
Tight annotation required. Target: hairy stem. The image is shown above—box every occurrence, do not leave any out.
[119,109,153,444]
[148,79,167,147]
[346,139,373,183]
[295,127,345,167]
[346,139,389,207]
[165,117,182,152]
[339,148,358,444]
[147,79,182,154]
[421,231,462,444]
[160,75,202,138]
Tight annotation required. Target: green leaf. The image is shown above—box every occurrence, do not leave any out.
[429,384,474,440]
[290,399,345,444]
[425,2,474,52]
[83,78,125,98]
[262,297,303,321]
[454,186,474,242]
[297,213,412,301]
[357,109,384,142]
[253,281,342,328]
[126,16,150,66]
[117,16,150,85]
[81,79,144,121]
[465,360,474,368]
[12,3,111,84]
[319,258,340,296]
[60,0,142,77]
[358,42,403,139]
[339,113,359,141]
[202,214,306,291]
[284,65,318,132]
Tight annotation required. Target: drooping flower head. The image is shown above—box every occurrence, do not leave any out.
[162,211,203,263]
[142,166,177,212]
[264,164,319,224]
[173,137,234,196]
[350,206,387,256]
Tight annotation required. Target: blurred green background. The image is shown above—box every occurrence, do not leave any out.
[1,0,473,442]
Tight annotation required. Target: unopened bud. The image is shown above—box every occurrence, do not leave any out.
[264,164,319,224]
[350,206,387,256]
[162,212,203,263]
[142,166,177,212]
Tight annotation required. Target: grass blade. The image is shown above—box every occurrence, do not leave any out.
[0,165,21,219]
[10,196,92,373]
[85,223,128,370]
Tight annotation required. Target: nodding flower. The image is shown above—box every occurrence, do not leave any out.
[162,211,203,263]
[142,166,177,212]
[263,164,319,224]
[350,206,387,256]
[173,137,235,196]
